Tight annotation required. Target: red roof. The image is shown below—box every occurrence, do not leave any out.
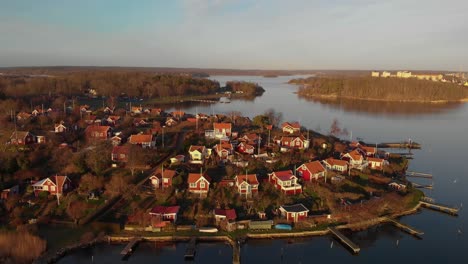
[150,205,180,215]
[214,122,232,130]
[361,146,376,153]
[271,170,295,181]
[324,158,348,167]
[235,174,259,185]
[189,145,206,152]
[153,168,177,179]
[112,145,129,155]
[188,173,211,183]
[345,149,363,161]
[129,134,153,144]
[214,209,237,221]
[299,161,325,174]
[282,122,300,129]
[85,125,110,133]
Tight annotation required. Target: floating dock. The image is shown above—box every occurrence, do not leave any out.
[386,218,424,237]
[406,171,433,179]
[328,227,360,254]
[120,237,141,256]
[184,237,197,259]
[420,201,459,216]
[374,142,421,149]
[233,240,241,264]
[412,182,433,190]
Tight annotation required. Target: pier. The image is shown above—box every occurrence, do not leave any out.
[233,240,241,264]
[373,142,421,149]
[385,218,424,237]
[184,237,197,259]
[420,201,459,216]
[328,227,360,254]
[412,182,433,190]
[120,237,141,256]
[406,171,433,179]
[183,99,218,103]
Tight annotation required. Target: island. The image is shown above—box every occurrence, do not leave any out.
[0,72,458,263]
[289,76,468,103]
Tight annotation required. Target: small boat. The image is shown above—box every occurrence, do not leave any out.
[275,224,292,230]
[199,227,219,233]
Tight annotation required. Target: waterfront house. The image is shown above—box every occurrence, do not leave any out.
[213,123,232,138]
[360,146,377,157]
[149,168,177,189]
[128,133,155,148]
[296,161,326,181]
[281,122,301,134]
[188,172,211,195]
[149,205,180,223]
[234,174,259,196]
[342,149,365,166]
[368,157,387,170]
[322,158,348,172]
[188,145,207,164]
[10,131,35,145]
[111,145,129,163]
[32,175,72,196]
[268,170,302,195]
[279,204,309,223]
[214,208,237,222]
[85,125,112,141]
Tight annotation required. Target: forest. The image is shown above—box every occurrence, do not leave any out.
[291,76,468,102]
[0,72,220,100]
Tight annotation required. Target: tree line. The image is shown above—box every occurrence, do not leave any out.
[291,76,468,102]
[0,72,220,99]
[224,81,265,96]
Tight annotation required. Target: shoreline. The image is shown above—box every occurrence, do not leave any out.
[38,203,423,263]
[297,93,468,104]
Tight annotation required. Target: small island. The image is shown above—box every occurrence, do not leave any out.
[289,76,468,103]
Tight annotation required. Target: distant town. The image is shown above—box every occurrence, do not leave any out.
[371,70,468,86]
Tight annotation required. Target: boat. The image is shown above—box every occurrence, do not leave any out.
[199,227,219,233]
[274,224,292,230]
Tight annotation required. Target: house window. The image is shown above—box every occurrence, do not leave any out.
[50,186,55,192]
[200,182,205,188]
[296,141,300,146]
[163,178,169,183]
[190,183,196,188]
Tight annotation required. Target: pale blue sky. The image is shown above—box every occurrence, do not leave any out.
[1,0,467,70]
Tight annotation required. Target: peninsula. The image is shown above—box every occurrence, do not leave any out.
[290,76,468,103]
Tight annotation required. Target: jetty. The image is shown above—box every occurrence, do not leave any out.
[120,237,141,256]
[412,182,433,190]
[420,201,459,216]
[233,240,241,264]
[328,227,360,254]
[184,99,218,103]
[386,218,424,237]
[184,237,197,259]
[373,142,421,149]
[406,171,433,179]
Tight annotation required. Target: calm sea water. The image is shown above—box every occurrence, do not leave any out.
[59,75,468,263]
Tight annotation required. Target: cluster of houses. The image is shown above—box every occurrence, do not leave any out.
[371,70,468,86]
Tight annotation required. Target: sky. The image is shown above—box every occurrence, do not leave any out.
[0,0,467,71]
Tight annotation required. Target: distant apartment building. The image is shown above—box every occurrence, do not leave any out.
[381,71,391,78]
[397,71,412,78]
[413,74,443,81]
[371,71,380,77]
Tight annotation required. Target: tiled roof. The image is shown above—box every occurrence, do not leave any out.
[214,208,237,221]
[280,203,309,213]
[150,205,180,215]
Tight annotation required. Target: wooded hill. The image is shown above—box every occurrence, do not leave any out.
[0,72,220,99]
[291,76,468,102]
[224,81,265,96]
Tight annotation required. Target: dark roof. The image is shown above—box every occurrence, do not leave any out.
[280,203,309,213]
[214,209,237,221]
[150,205,180,215]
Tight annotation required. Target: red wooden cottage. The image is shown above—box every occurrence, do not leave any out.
[149,205,180,222]
[279,204,309,222]
[268,170,302,195]
[296,161,326,181]
[32,175,72,196]
[234,174,259,196]
[188,172,211,195]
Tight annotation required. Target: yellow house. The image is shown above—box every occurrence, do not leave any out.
[397,71,412,78]
[371,71,380,77]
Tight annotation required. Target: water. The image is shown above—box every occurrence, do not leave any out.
[59,75,468,263]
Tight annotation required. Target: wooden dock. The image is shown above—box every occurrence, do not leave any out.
[420,201,459,216]
[328,227,360,254]
[233,240,241,264]
[412,182,433,190]
[120,237,141,256]
[386,218,424,237]
[406,171,433,179]
[184,237,197,259]
[374,142,421,149]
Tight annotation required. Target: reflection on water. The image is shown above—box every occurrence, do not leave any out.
[299,96,464,116]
